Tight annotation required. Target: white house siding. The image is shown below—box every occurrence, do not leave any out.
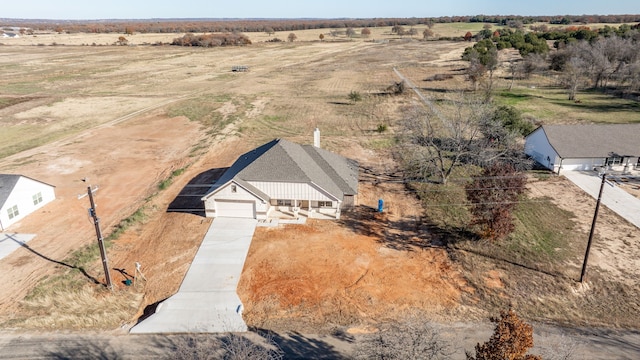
[558,158,607,171]
[525,128,560,172]
[248,181,336,202]
[0,177,55,231]
[203,182,268,219]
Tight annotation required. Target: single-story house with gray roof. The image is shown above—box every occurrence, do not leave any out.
[525,124,640,174]
[201,135,359,220]
[0,174,56,231]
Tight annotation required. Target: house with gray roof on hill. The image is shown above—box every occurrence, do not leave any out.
[0,174,55,231]
[201,130,359,220]
[525,124,640,174]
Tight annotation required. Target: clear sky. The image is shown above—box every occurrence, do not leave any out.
[1,0,638,20]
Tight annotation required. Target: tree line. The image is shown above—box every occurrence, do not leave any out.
[462,24,640,100]
[3,14,639,35]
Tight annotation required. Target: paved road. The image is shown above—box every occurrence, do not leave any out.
[1,322,639,359]
[130,217,258,334]
[563,171,640,229]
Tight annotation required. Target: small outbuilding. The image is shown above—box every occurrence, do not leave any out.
[202,132,359,220]
[525,124,640,174]
[0,174,56,231]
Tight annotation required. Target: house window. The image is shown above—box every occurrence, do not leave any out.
[318,201,332,207]
[33,192,43,205]
[230,185,237,193]
[277,199,292,206]
[7,205,19,220]
[606,157,623,166]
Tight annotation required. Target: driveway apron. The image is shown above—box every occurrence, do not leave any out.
[130,217,258,333]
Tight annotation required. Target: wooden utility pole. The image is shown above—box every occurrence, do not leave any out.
[580,171,607,283]
[86,186,113,290]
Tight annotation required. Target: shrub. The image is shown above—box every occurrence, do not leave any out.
[171,33,251,47]
[348,90,362,103]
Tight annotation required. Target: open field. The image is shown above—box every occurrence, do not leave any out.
[0,23,492,47]
[1,29,639,338]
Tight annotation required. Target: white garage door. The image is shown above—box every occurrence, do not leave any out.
[215,200,255,218]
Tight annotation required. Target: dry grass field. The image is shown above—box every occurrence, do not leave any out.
[1,27,639,333]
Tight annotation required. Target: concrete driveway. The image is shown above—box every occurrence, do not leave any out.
[130,217,258,333]
[563,171,640,229]
[0,233,35,261]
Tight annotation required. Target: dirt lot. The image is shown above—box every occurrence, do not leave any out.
[0,31,639,333]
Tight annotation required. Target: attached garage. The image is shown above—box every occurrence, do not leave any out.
[214,200,255,219]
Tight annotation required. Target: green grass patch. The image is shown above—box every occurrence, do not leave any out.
[366,137,395,150]
[106,207,147,241]
[0,96,34,110]
[158,166,187,191]
[495,91,534,106]
[412,182,471,230]
[3,82,43,95]
[496,86,640,124]
[504,197,576,263]
[263,115,286,122]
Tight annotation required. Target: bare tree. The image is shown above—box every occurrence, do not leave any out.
[398,94,493,185]
[521,53,547,79]
[170,333,283,360]
[361,27,371,38]
[353,317,451,360]
[423,28,434,40]
[465,51,486,91]
[391,24,406,36]
[346,27,356,38]
[560,57,589,100]
[287,33,297,42]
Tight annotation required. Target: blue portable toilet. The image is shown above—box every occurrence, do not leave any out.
[378,199,384,213]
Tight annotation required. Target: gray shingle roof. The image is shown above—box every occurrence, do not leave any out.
[207,139,359,200]
[0,174,21,209]
[538,124,640,158]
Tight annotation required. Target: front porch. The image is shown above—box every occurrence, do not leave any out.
[267,207,339,220]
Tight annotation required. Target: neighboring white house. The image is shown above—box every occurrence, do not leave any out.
[202,135,359,220]
[0,174,56,231]
[525,124,640,174]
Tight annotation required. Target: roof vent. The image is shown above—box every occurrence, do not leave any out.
[314,128,320,148]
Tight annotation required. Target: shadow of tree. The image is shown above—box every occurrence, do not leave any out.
[6,233,101,285]
[44,337,122,360]
[339,205,437,251]
[255,329,351,360]
[550,99,640,113]
[167,167,228,216]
